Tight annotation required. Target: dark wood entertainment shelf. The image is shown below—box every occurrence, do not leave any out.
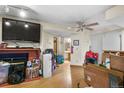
[0,48,41,61]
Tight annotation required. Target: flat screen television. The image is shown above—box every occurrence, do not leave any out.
[2,18,40,43]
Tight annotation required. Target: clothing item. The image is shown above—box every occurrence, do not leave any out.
[85,50,98,64]
[86,58,97,64]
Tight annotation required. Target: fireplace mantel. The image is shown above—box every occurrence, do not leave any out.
[0,48,41,61]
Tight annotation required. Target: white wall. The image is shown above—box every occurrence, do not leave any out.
[90,30,122,64]
[0,17,2,43]
[70,31,90,66]
[102,31,121,50]
[90,33,103,63]
[41,22,70,33]
[40,31,54,53]
[121,30,124,50]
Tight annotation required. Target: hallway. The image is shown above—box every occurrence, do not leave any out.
[3,61,88,88]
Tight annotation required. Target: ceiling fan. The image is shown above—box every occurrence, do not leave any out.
[70,21,99,32]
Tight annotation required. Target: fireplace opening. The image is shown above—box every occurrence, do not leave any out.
[0,53,28,84]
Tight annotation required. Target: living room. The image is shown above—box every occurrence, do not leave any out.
[0,1,124,92]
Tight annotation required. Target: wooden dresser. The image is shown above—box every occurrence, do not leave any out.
[84,64,124,88]
[84,50,124,88]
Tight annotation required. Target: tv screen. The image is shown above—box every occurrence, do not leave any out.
[2,18,40,43]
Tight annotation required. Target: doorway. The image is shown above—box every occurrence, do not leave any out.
[64,38,71,61]
[53,37,57,55]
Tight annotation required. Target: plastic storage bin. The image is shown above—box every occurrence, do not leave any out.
[0,63,10,84]
[43,54,52,78]
[56,55,64,64]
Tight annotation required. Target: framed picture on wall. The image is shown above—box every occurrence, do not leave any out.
[73,40,79,46]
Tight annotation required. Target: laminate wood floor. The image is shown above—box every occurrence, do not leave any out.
[3,61,88,88]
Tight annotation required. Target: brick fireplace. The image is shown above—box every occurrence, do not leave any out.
[0,48,41,84]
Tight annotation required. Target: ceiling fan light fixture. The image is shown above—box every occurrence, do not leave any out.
[72,20,99,32]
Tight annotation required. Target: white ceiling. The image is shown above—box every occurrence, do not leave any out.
[0,5,112,24]
[1,5,123,37]
[26,5,112,25]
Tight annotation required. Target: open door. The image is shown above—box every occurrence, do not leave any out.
[53,37,57,55]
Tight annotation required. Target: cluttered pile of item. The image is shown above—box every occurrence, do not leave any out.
[83,50,124,88]
[0,57,41,85]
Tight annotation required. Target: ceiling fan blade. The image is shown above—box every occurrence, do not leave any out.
[85,27,93,31]
[86,22,99,26]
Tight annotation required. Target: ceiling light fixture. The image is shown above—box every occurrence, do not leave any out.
[20,9,26,18]
[5,21,10,26]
